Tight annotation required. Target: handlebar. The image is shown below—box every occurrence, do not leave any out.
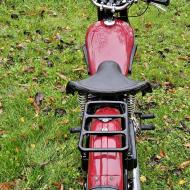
[91,0,169,12]
[91,0,133,12]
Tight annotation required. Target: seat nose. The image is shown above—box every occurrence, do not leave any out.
[66,61,152,96]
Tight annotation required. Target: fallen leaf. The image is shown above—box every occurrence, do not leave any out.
[44,38,51,43]
[15,147,20,153]
[185,115,190,121]
[159,150,166,158]
[58,119,69,125]
[60,184,64,190]
[0,181,16,190]
[73,67,85,72]
[178,159,190,170]
[162,81,175,89]
[33,101,40,114]
[149,154,162,166]
[54,33,61,40]
[145,22,153,29]
[28,97,34,104]
[20,117,25,123]
[159,165,168,172]
[55,108,66,117]
[172,168,182,176]
[184,143,190,149]
[52,182,61,189]
[0,130,6,135]
[167,177,173,189]
[179,121,190,134]
[178,56,190,61]
[30,144,36,149]
[16,43,25,50]
[35,92,44,106]
[57,73,68,81]
[140,175,147,183]
[64,134,68,140]
[23,66,35,73]
[178,179,186,185]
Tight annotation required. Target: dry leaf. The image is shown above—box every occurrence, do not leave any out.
[20,117,25,123]
[55,108,66,117]
[160,150,166,158]
[178,56,190,61]
[57,73,68,81]
[23,66,35,73]
[33,101,40,114]
[30,144,36,149]
[0,181,16,190]
[73,67,85,72]
[184,143,190,149]
[35,92,44,106]
[52,182,64,190]
[178,159,190,170]
[28,97,34,104]
[178,179,186,185]
[140,175,147,183]
[16,43,25,50]
[145,22,153,29]
[60,184,64,190]
[15,147,20,153]
[0,130,6,135]
[185,115,190,121]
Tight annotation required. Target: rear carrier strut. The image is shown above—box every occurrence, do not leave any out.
[70,101,137,168]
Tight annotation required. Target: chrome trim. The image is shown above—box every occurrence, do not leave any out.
[91,0,133,12]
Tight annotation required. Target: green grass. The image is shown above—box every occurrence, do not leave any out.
[0,0,190,189]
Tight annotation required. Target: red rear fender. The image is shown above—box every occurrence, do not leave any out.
[88,107,123,190]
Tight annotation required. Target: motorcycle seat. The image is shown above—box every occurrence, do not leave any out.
[66,61,152,96]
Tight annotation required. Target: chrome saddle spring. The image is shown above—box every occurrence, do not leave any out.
[78,93,88,115]
[126,95,136,116]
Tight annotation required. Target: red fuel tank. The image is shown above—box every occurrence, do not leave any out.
[85,19,134,75]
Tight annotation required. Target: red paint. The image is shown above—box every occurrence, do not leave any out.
[88,107,123,190]
[86,19,134,75]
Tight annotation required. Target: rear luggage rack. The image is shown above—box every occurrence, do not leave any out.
[78,101,129,152]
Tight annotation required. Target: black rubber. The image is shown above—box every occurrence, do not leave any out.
[66,61,152,96]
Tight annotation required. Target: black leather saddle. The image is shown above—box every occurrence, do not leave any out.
[66,61,152,96]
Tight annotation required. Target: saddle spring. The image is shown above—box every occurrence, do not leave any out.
[78,93,88,115]
[126,95,136,117]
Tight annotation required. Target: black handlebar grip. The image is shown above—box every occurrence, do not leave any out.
[148,0,170,6]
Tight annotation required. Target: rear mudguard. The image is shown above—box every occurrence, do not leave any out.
[85,20,135,75]
[88,107,123,190]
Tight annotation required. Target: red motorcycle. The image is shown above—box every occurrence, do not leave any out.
[66,0,169,189]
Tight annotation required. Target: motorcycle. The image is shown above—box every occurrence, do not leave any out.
[66,0,169,189]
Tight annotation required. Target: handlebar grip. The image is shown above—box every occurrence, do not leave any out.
[70,127,81,133]
[148,0,170,6]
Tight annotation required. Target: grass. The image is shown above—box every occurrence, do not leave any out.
[0,0,190,189]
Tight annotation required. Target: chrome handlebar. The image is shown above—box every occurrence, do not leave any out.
[91,0,135,12]
[91,0,167,12]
